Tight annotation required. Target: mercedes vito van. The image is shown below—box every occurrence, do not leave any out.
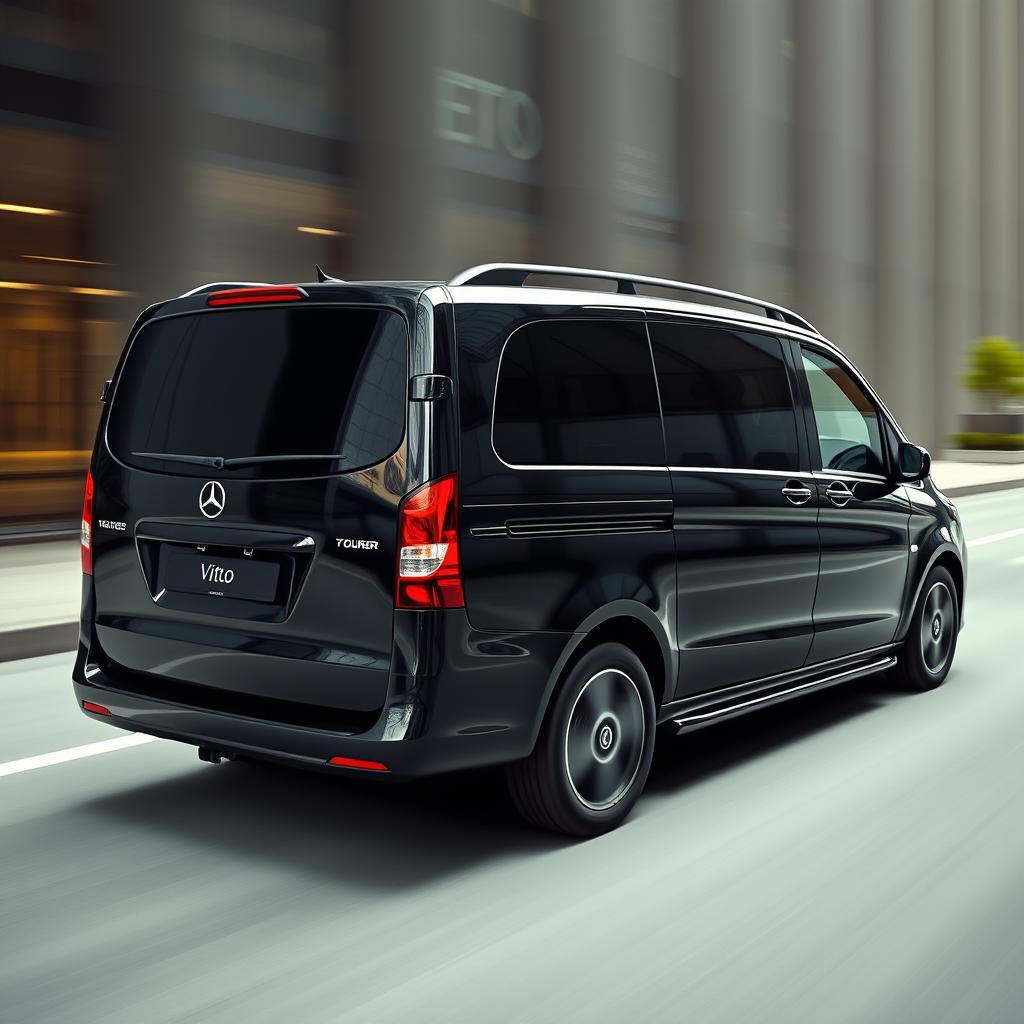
[74,264,966,835]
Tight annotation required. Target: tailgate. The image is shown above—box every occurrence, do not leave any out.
[91,301,408,721]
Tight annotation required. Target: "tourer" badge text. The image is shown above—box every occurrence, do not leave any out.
[336,538,379,550]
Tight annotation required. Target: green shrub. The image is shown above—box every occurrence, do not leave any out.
[963,337,1024,410]
[951,432,1024,450]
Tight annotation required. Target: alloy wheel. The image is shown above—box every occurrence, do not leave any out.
[919,581,955,676]
[563,668,646,811]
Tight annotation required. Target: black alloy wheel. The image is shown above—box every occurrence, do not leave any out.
[506,642,656,836]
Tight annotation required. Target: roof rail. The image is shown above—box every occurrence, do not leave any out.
[448,263,818,334]
[178,281,272,297]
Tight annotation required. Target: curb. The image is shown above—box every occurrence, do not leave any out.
[0,522,77,548]
[0,622,79,664]
[942,478,1024,498]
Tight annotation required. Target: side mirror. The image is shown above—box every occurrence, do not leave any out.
[896,442,931,483]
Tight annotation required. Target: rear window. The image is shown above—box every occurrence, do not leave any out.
[108,306,407,478]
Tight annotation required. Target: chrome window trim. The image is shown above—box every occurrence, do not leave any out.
[480,306,909,475]
[490,462,670,472]
[812,469,889,484]
[669,466,815,479]
[476,464,819,476]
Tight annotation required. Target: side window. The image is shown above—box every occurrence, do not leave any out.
[649,323,800,471]
[801,348,885,475]
[492,320,664,466]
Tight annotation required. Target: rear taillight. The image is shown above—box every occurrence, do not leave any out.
[206,286,306,307]
[81,470,94,575]
[396,473,465,609]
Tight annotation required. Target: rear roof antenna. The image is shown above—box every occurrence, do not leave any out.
[315,264,344,284]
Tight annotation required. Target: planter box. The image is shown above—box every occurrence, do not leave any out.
[943,448,1024,464]
[961,412,1024,434]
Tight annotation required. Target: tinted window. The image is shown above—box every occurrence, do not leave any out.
[109,306,407,478]
[492,320,663,466]
[801,348,885,475]
[650,324,799,471]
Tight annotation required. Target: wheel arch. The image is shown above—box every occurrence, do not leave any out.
[528,601,675,751]
[896,542,965,642]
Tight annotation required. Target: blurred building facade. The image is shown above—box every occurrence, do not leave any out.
[0,0,1020,524]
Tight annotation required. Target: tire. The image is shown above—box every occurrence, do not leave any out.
[891,565,959,692]
[505,642,656,837]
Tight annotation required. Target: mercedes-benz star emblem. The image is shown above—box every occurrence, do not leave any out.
[199,480,225,519]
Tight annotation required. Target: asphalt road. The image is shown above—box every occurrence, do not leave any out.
[2,488,1023,1024]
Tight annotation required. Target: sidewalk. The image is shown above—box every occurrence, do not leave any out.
[0,462,1021,663]
[0,539,80,662]
[930,459,1024,498]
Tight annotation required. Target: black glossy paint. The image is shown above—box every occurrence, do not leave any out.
[670,470,820,693]
[74,282,967,780]
[807,475,911,662]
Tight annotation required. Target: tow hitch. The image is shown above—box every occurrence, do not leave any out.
[198,746,236,765]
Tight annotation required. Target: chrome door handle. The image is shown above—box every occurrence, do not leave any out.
[825,480,854,506]
[781,483,813,506]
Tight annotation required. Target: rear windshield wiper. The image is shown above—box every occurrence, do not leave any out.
[220,454,347,469]
[130,451,347,470]
[132,451,226,468]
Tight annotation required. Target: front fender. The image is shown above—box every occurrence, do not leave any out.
[894,529,965,643]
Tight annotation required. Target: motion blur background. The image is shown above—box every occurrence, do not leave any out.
[0,0,1020,526]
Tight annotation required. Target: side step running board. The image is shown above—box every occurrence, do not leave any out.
[671,655,897,735]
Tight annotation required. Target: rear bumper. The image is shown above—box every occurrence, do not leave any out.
[73,601,571,779]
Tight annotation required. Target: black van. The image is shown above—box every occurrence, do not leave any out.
[74,264,967,835]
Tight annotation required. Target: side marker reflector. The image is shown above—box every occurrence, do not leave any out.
[327,755,389,772]
[82,700,111,717]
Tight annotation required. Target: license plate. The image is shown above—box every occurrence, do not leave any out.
[160,546,280,603]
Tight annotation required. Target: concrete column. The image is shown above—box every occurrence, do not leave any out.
[979,0,1017,337]
[684,0,788,301]
[683,0,757,292]
[96,0,199,322]
[541,0,619,268]
[1019,0,1024,342]
[873,0,933,446]
[348,1,442,279]
[934,1,980,449]
[794,0,846,340]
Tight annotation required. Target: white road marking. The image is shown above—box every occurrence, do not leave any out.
[0,733,160,779]
[967,527,1024,549]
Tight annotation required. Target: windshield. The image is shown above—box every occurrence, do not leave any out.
[107,305,407,479]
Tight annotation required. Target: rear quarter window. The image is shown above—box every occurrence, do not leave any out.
[492,319,665,467]
[107,306,407,478]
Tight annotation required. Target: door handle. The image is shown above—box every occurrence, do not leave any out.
[781,482,813,506]
[825,480,854,506]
